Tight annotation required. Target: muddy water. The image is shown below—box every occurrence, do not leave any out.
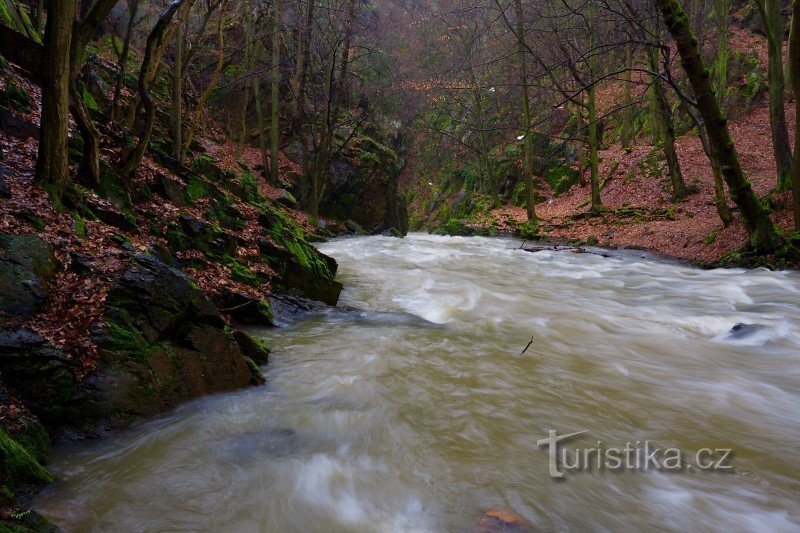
[34,234,800,531]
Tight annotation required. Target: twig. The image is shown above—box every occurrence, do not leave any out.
[521,336,534,355]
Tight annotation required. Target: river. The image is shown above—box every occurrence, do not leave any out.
[34,234,800,531]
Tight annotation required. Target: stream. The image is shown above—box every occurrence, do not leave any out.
[34,234,800,531]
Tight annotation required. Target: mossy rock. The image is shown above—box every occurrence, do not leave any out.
[0,234,57,317]
[0,429,52,494]
[433,219,474,237]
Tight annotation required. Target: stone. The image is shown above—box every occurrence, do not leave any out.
[727,323,765,340]
[276,189,298,207]
[232,330,270,364]
[211,287,275,326]
[0,329,77,426]
[0,106,38,139]
[153,172,187,206]
[0,234,57,317]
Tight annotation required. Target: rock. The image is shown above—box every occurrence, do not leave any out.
[69,251,93,275]
[0,234,57,317]
[90,254,253,421]
[477,508,535,533]
[268,293,330,327]
[727,323,765,340]
[88,198,137,231]
[153,172,187,206]
[0,329,78,426]
[0,106,38,139]
[211,288,275,326]
[179,215,239,257]
[276,189,298,207]
[232,330,270,364]
[0,167,10,199]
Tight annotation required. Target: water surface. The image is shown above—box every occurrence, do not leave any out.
[35,234,800,531]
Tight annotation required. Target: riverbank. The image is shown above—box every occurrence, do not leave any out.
[422,98,800,270]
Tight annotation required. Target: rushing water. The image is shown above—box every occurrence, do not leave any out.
[35,234,800,531]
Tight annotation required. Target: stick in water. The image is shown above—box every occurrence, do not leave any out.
[520,336,534,355]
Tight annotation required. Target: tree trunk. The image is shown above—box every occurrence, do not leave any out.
[182,0,227,157]
[514,0,536,222]
[111,0,139,121]
[621,42,633,150]
[121,0,187,177]
[756,0,793,190]
[269,0,280,183]
[36,0,77,200]
[292,0,314,203]
[649,48,686,201]
[714,0,729,103]
[171,2,184,162]
[654,0,782,253]
[587,83,601,211]
[790,0,800,229]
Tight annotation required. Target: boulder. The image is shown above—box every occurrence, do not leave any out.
[232,330,270,364]
[89,254,253,421]
[0,329,78,426]
[153,172,187,206]
[210,287,275,326]
[0,234,57,317]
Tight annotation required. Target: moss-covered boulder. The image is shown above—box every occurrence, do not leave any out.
[0,234,57,318]
[258,208,342,305]
[88,254,253,422]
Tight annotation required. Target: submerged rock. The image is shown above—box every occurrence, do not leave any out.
[727,323,765,340]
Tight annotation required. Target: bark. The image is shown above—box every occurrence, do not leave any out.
[713,0,729,101]
[269,0,281,183]
[121,0,187,177]
[182,0,227,157]
[686,105,734,225]
[36,0,77,200]
[514,0,536,221]
[621,43,633,150]
[292,0,314,205]
[67,0,120,186]
[111,0,139,121]
[171,2,185,162]
[654,0,782,253]
[648,49,686,201]
[756,0,793,190]
[790,0,800,229]
[587,82,601,211]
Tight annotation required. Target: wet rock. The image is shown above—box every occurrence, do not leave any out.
[268,293,330,327]
[232,330,270,364]
[69,251,93,275]
[0,329,78,426]
[88,199,137,231]
[476,508,535,533]
[0,233,57,317]
[211,287,275,326]
[727,323,765,340]
[89,254,253,421]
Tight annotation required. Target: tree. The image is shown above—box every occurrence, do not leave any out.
[121,0,189,177]
[513,0,536,222]
[791,0,800,229]
[755,0,793,190]
[36,0,77,201]
[269,0,280,183]
[654,0,783,253]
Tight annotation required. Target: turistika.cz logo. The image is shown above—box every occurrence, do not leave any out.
[536,430,734,479]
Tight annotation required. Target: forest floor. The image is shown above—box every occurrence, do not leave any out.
[484,98,797,266]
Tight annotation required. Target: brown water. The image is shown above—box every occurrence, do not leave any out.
[34,234,800,531]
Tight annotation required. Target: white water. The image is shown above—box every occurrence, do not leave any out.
[35,234,800,531]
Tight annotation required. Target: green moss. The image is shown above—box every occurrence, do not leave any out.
[82,88,99,111]
[1,81,32,113]
[433,219,473,236]
[104,311,170,363]
[543,164,580,196]
[0,429,52,493]
[228,260,260,287]
[515,219,540,239]
[703,230,717,245]
[184,177,212,205]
